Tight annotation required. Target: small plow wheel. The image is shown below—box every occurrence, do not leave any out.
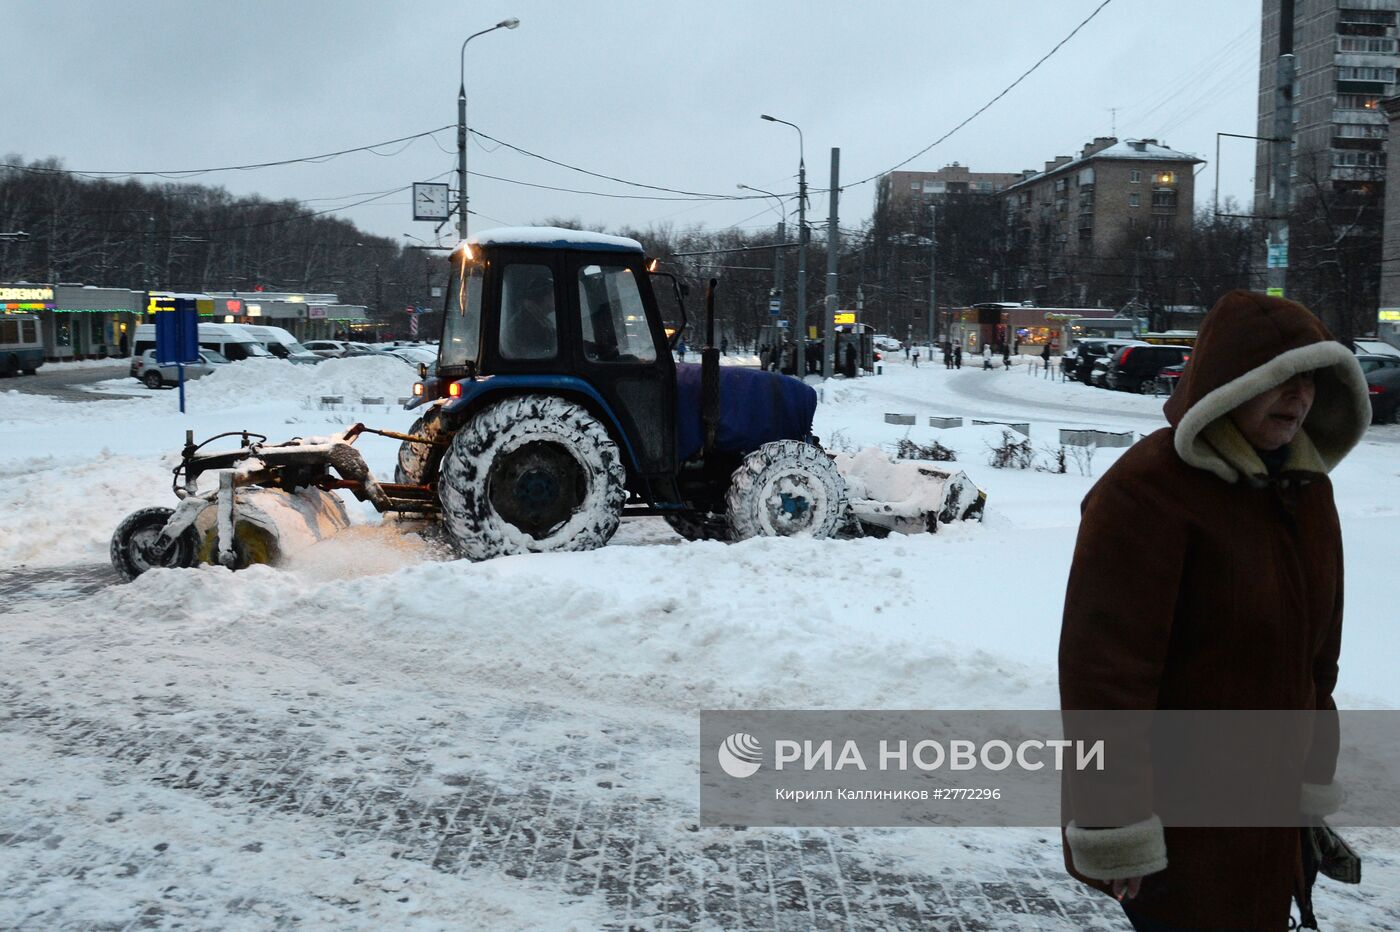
[110,506,201,581]
[726,440,847,540]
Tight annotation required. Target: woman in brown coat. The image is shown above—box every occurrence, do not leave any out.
[1058,290,1371,930]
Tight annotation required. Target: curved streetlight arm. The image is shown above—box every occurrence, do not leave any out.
[461,19,520,93]
[736,183,788,224]
[760,114,804,169]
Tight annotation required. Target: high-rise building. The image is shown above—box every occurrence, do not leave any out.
[1255,1,1400,207]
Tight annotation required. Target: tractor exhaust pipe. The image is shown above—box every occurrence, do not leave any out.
[701,278,720,455]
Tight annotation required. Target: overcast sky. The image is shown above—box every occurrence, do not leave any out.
[10,0,1260,245]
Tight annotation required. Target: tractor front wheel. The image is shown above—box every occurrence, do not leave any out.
[110,506,201,581]
[726,440,847,540]
[438,396,626,560]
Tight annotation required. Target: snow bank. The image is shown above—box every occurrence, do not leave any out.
[184,356,419,407]
[0,451,174,566]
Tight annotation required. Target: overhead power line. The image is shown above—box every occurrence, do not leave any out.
[847,0,1116,189]
[468,127,768,201]
[0,126,456,180]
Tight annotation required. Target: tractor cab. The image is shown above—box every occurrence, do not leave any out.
[418,228,682,495]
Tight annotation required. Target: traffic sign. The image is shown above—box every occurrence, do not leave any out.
[1267,243,1288,269]
[833,312,856,325]
[768,298,781,317]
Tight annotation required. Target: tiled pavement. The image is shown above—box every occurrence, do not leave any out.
[1,567,1126,930]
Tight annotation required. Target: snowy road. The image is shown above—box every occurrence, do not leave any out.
[7,363,144,403]
[1,566,1131,931]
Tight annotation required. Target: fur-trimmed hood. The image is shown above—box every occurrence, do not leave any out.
[1163,290,1370,483]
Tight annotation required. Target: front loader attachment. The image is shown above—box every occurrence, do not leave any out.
[834,448,986,536]
[110,424,439,581]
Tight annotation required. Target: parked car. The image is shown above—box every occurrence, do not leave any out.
[385,345,437,368]
[1356,353,1400,377]
[873,335,903,353]
[302,339,350,358]
[1073,338,1148,385]
[133,322,277,363]
[1157,361,1186,395]
[242,324,322,364]
[1367,367,1400,424]
[1106,344,1192,393]
[129,349,230,389]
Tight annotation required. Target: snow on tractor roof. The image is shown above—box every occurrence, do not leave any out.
[457,226,644,255]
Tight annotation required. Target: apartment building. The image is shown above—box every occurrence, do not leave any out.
[999,137,1202,303]
[1255,1,1400,200]
[877,163,1023,209]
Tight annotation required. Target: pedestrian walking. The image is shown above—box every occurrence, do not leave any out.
[943,343,952,369]
[1001,343,1011,371]
[1058,290,1369,931]
[720,337,729,355]
[981,344,992,370]
[911,348,920,368]
[1041,343,1051,373]
[903,342,910,360]
[953,343,962,369]
[677,340,687,362]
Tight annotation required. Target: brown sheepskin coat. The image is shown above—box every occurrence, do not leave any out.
[1058,291,1371,929]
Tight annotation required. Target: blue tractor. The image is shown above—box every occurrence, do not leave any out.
[395,227,852,559]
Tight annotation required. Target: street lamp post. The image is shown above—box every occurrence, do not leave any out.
[761,114,807,377]
[458,17,520,242]
[737,183,787,352]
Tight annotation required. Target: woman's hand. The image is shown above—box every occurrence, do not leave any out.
[1111,876,1143,901]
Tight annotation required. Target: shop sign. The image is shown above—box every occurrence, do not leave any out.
[0,285,54,302]
[1379,308,1400,323]
[308,305,327,319]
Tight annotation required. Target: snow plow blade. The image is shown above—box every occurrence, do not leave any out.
[110,425,437,581]
[834,448,986,536]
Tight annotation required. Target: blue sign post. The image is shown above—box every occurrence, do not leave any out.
[151,295,201,413]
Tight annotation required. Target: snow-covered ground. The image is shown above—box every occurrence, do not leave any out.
[2,355,1397,929]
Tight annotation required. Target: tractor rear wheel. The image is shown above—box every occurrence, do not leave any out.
[726,440,847,540]
[438,396,626,560]
[110,506,201,581]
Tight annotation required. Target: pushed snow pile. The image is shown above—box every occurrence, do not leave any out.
[185,356,418,407]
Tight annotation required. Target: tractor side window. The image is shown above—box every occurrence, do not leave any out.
[499,264,557,361]
[441,258,484,368]
[578,264,656,363]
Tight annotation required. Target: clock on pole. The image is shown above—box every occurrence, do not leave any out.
[412,182,450,221]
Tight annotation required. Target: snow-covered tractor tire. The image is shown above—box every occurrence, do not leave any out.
[725,440,847,540]
[394,412,445,485]
[664,511,732,542]
[438,395,626,560]
[110,506,202,581]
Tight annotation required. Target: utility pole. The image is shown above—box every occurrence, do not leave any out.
[796,154,809,377]
[1267,0,1295,298]
[927,204,937,347]
[823,147,840,379]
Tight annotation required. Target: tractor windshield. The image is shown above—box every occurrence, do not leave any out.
[440,251,484,370]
